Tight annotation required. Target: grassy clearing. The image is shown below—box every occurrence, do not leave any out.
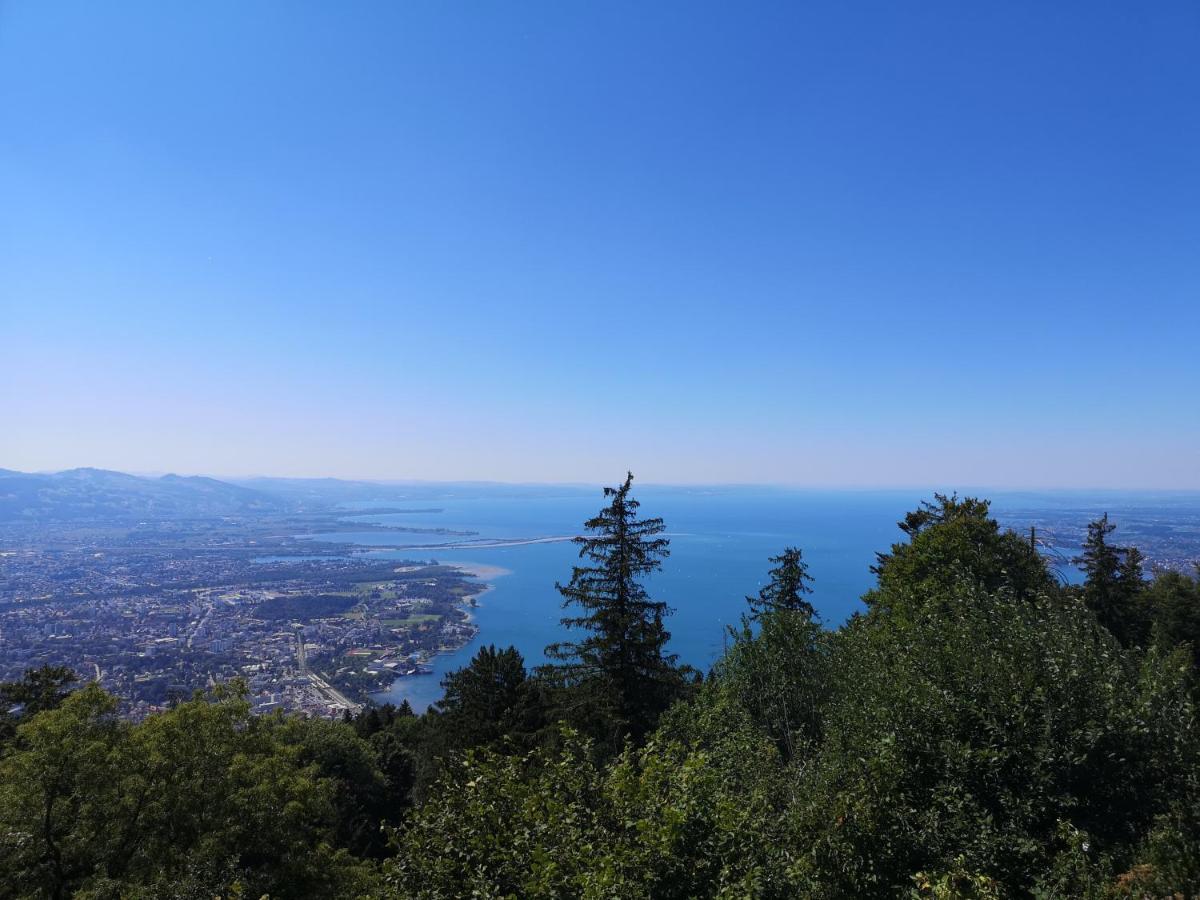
[352,580,401,600]
[382,614,440,628]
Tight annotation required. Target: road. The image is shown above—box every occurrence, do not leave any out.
[294,628,361,714]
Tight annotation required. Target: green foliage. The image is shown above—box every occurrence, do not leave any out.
[911,857,1003,899]
[546,472,682,749]
[0,682,380,898]
[0,665,79,748]
[1,667,79,748]
[789,587,1195,896]
[866,493,1056,619]
[435,644,544,751]
[0,665,79,718]
[1074,514,1151,646]
[1143,566,1200,661]
[381,495,1196,898]
[363,715,421,811]
[747,547,815,619]
[384,727,605,898]
[385,724,797,899]
[255,592,360,621]
[715,606,829,761]
[6,493,1200,897]
[276,714,393,859]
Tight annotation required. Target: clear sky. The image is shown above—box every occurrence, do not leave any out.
[2,2,1198,487]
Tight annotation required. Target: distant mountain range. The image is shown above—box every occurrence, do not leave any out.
[0,468,290,523]
[0,468,596,524]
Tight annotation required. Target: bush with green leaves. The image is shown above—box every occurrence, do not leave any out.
[712,606,830,762]
[385,720,797,899]
[0,683,380,899]
[788,586,1196,896]
[865,494,1056,619]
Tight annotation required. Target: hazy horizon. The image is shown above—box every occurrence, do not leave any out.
[7,463,1200,496]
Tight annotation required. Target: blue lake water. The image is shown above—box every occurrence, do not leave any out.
[291,485,1194,710]
[302,487,926,711]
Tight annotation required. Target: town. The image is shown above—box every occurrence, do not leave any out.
[0,530,484,719]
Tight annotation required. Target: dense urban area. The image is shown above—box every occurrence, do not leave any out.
[0,469,491,718]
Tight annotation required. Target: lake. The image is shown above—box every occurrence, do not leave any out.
[303,486,931,711]
[295,484,1172,711]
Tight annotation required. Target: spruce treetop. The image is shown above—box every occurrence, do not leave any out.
[545,472,677,743]
[748,547,816,619]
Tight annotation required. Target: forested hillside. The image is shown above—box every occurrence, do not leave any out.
[3,476,1200,898]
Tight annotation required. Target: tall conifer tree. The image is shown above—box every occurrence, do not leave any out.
[1075,513,1148,645]
[546,472,676,743]
[748,547,815,619]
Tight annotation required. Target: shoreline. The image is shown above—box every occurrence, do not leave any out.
[358,535,578,553]
[367,561,511,707]
[448,561,513,580]
[459,584,494,627]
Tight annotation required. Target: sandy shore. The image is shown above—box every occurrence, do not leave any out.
[447,561,512,579]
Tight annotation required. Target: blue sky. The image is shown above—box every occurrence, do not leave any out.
[2,1,1198,487]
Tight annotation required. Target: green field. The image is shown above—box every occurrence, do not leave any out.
[381,614,439,628]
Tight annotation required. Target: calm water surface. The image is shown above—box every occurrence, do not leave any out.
[305,488,922,711]
[295,486,1195,709]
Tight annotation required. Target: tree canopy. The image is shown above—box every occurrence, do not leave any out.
[4,489,1200,898]
[747,547,816,619]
